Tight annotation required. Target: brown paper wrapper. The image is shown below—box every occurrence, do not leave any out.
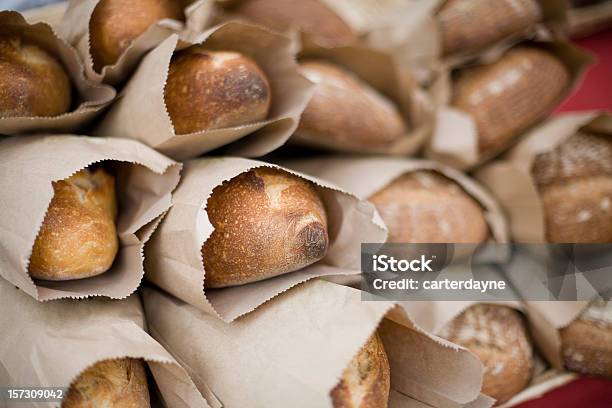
[58,0,211,85]
[289,40,434,155]
[475,111,612,242]
[281,156,509,244]
[144,156,387,322]
[0,135,181,301]
[425,40,593,170]
[0,11,116,135]
[93,22,313,161]
[143,279,493,407]
[0,279,209,408]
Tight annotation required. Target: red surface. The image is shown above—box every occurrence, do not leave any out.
[515,377,612,408]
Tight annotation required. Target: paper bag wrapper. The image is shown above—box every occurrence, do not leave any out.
[0,135,181,301]
[0,279,209,408]
[143,279,494,408]
[58,0,211,85]
[475,111,612,242]
[93,22,313,161]
[0,11,115,135]
[282,156,508,245]
[144,156,387,322]
[425,40,593,170]
[288,40,434,156]
[22,1,68,30]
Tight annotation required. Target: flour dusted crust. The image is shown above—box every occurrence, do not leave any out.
[202,167,328,288]
[561,300,612,378]
[62,358,150,408]
[439,304,533,405]
[331,333,390,408]
[368,170,488,243]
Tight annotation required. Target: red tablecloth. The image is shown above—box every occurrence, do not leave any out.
[515,377,612,407]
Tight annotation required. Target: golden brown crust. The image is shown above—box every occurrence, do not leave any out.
[453,47,569,154]
[440,304,533,406]
[533,133,612,243]
[331,333,390,408]
[62,358,150,408]
[561,300,612,378]
[89,0,184,71]
[202,167,328,288]
[28,168,118,281]
[296,60,406,152]
[368,171,488,243]
[230,0,357,46]
[164,48,271,135]
[0,35,71,118]
[438,0,542,56]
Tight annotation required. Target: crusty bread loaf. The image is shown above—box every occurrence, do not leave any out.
[438,0,542,56]
[439,304,533,405]
[296,60,406,153]
[331,333,390,408]
[63,358,150,408]
[28,168,118,281]
[230,0,357,46]
[368,171,488,243]
[532,132,612,243]
[561,300,612,378]
[164,48,271,135]
[202,167,328,288]
[453,47,569,154]
[0,35,71,118]
[89,0,184,71]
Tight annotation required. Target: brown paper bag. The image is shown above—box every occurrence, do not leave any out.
[282,156,508,244]
[0,135,181,301]
[425,40,593,171]
[144,156,387,322]
[57,0,211,85]
[475,112,612,242]
[0,278,209,408]
[0,11,116,135]
[142,279,493,408]
[93,22,313,161]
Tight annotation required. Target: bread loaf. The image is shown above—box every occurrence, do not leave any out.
[202,167,328,288]
[0,35,71,118]
[230,0,357,46]
[368,171,488,243]
[439,304,533,405]
[89,0,184,71]
[331,333,390,408]
[28,168,118,281]
[438,0,542,56]
[63,358,150,408]
[561,300,612,378]
[164,48,271,135]
[532,132,612,243]
[453,47,569,154]
[296,60,406,153]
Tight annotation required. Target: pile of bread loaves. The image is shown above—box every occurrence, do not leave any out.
[0,0,611,407]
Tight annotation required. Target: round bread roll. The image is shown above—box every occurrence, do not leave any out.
[532,132,612,243]
[331,333,390,408]
[453,47,569,154]
[438,0,542,56]
[202,167,328,288]
[296,60,406,153]
[230,0,357,46]
[164,48,271,135]
[561,300,612,378]
[89,0,184,71]
[0,35,71,118]
[63,358,150,408]
[28,168,118,281]
[439,304,533,405]
[368,171,488,243]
